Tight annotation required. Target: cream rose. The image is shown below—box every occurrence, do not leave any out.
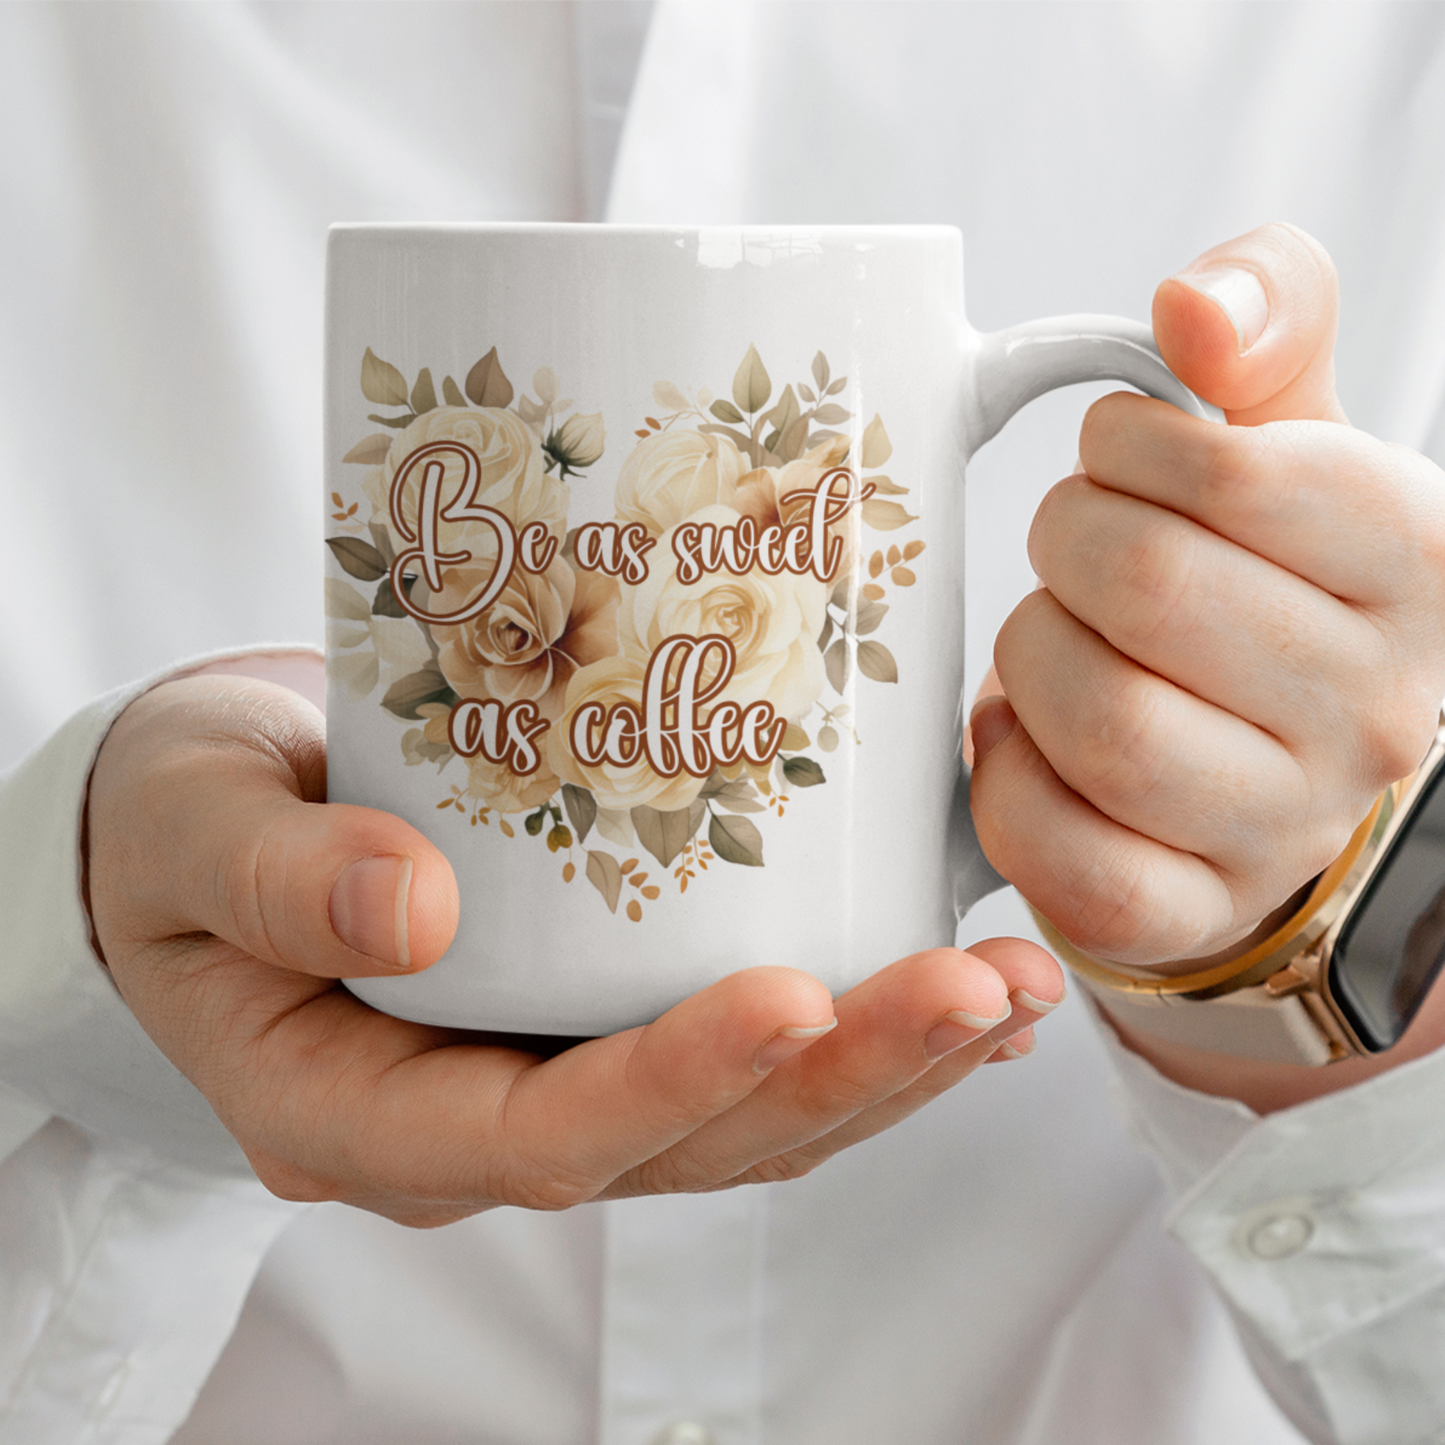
[430,557,620,720]
[463,752,562,815]
[372,405,570,560]
[547,654,708,814]
[619,504,829,725]
[614,430,747,538]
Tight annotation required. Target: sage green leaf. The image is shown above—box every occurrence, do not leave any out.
[732,343,771,415]
[371,576,409,618]
[466,346,514,408]
[853,597,889,635]
[361,347,408,406]
[709,398,744,424]
[410,367,438,415]
[780,415,810,461]
[326,535,388,582]
[813,403,851,425]
[707,777,766,813]
[631,804,697,868]
[818,613,835,651]
[368,412,417,429]
[380,666,458,719]
[524,809,547,837]
[342,432,394,465]
[367,520,396,564]
[830,574,856,611]
[825,637,850,692]
[585,850,623,913]
[861,498,918,531]
[857,640,899,683]
[782,756,826,788]
[561,783,597,845]
[324,577,371,624]
[799,383,817,404]
[825,376,847,396]
[709,811,764,867]
[861,414,893,468]
[441,374,467,407]
[811,350,830,393]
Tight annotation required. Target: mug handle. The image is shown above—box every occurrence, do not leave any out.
[949,314,1223,919]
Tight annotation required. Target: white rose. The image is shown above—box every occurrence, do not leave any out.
[614,430,747,538]
[619,504,829,725]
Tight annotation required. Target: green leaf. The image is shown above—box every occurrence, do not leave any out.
[525,808,547,837]
[857,639,898,683]
[326,535,388,582]
[368,412,418,429]
[853,597,889,636]
[371,576,410,617]
[860,414,893,469]
[380,667,459,719]
[361,347,408,406]
[631,803,699,868]
[466,346,514,408]
[732,342,771,415]
[709,811,764,867]
[441,374,468,407]
[782,756,826,788]
[585,850,623,913]
[410,367,438,415]
[342,432,394,465]
[709,398,745,425]
[367,520,397,564]
[561,783,597,845]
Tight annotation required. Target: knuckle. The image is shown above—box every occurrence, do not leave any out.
[1197,427,1270,524]
[1066,673,1173,816]
[1355,696,1437,789]
[1055,844,1175,962]
[1111,516,1202,650]
[493,1162,598,1213]
[247,1151,338,1205]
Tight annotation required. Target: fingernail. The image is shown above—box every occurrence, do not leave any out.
[996,1033,1037,1061]
[1177,266,1269,354]
[966,695,1016,768]
[1011,987,1064,1016]
[924,1005,1008,1060]
[330,856,413,968]
[754,1019,837,1075]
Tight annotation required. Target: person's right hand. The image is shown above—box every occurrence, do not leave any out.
[86,668,1062,1227]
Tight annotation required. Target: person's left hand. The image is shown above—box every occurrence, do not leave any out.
[969,222,1445,968]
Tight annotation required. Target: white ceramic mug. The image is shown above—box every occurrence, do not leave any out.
[324,224,1216,1035]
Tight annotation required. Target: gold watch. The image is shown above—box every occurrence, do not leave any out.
[1034,714,1445,1066]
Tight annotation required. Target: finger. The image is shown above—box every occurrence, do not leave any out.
[1151,221,1346,425]
[1077,394,1442,607]
[968,708,1247,965]
[90,675,459,977]
[599,947,1012,1196]
[993,589,1325,872]
[238,965,837,1215]
[712,939,1065,1185]
[1025,476,1386,748]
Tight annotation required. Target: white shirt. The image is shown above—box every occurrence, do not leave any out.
[3,5,1445,1443]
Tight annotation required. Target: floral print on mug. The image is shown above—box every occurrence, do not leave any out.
[326,344,925,919]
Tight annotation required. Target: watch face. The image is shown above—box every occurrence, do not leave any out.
[1329,759,1445,1051]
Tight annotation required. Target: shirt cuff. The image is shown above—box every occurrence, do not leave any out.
[0,646,320,1177]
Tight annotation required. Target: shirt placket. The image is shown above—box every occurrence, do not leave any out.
[598,1188,768,1445]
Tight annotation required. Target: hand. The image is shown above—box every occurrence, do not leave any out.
[970,222,1445,968]
[87,669,1062,1226]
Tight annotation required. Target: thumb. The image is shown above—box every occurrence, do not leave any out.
[1152,221,1348,427]
[89,674,460,979]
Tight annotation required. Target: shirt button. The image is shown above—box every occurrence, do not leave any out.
[1244,1211,1314,1260]
[650,1423,716,1445]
